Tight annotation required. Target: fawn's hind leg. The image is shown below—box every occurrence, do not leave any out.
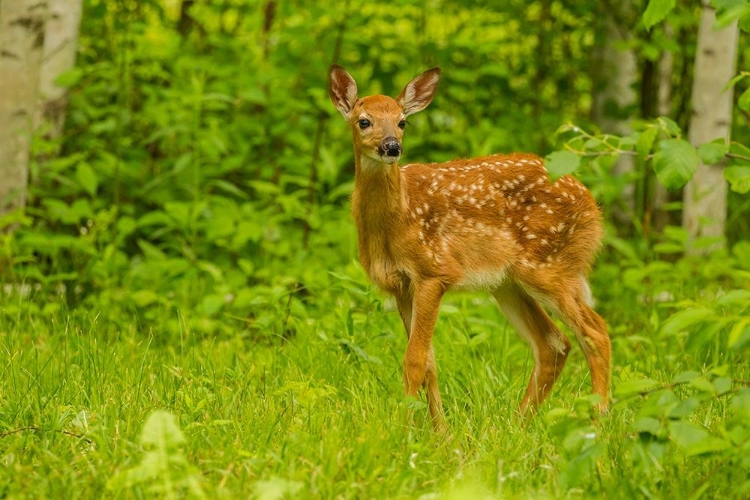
[493,283,571,414]
[528,276,611,411]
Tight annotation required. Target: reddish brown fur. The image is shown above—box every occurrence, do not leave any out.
[329,65,611,430]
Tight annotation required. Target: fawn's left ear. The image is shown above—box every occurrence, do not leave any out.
[397,67,441,117]
[329,65,358,118]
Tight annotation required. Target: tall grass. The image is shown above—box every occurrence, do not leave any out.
[2,247,748,498]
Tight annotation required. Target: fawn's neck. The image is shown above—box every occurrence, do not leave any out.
[351,155,410,291]
[352,155,406,226]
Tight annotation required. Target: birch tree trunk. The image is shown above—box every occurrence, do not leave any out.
[682,6,739,254]
[38,0,83,138]
[591,5,638,227]
[0,0,47,217]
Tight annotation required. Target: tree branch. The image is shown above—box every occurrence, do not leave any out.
[563,147,750,165]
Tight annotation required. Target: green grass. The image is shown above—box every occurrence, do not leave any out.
[1,249,749,499]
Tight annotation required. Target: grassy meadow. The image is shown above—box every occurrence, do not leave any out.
[2,209,749,498]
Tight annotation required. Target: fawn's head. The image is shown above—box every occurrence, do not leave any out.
[329,65,441,165]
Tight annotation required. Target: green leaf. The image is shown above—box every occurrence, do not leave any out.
[715,289,750,306]
[715,4,750,30]
[657,116,682,136]
[558,442,605,489]
[714,377,733,395]
[669,421,708,448]
[405,396,428,410]
[75,162,98,195]
[685,319,728,351]
[732,388,750,417]
[237,259,255,276]
[164,202,192,229]
[674,371,700,384]
[689,377,717,395]
[664,225,688,243]
[139,410,185,448]
[685,437,730,456]
[544,150,580,180]
[722,72,747,92]
[636,127,658,159]
[239,86,267,105]
[208,179,249,199]
[642,389,680,417]
[137,239,167,260]
[643,0,676,30]
[709,364,730,377]
[137,211,173,228]
[54,67,84,88]
[653,139,700,190]
[712,0,747,10]
[553,123,578,139]
[660,307,714,336]
[249,180,282,195]
[108,410,206,498]
[668,397,700,418]
[728,319,750,348]
[632,417,663,436]
[615,378,660,397]
[252,477,303,500]
[739,88,750,111]
[724,166,750,193]
[652,242,683,254]
[698,139,729,165]
[607,237,643,265]
[200,294,224,317]
[729,141,750,159]
[131,290,158,307]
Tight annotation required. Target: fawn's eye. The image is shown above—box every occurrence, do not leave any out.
[358,119,371,129]
[398,120,407,130]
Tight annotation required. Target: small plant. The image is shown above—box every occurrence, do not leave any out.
[108,410,205,499]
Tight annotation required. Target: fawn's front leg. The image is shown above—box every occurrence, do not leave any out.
[400,279,445,429]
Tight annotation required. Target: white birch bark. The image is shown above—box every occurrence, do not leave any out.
[0,0,47,216]
[682,6,739,254]
[592,8,638,223]
[37,0,83,137]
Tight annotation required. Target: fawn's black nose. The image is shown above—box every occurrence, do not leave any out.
[379,137,401,157]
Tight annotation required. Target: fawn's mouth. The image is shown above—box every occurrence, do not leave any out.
[363,148,400,164]
[379,153,400,164]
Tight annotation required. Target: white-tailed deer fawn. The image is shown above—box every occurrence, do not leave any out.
[329,65,611,430]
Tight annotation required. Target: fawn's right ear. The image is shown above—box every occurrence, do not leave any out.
[329,65,358,118]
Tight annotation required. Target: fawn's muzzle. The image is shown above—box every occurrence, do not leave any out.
[379,137,402,157]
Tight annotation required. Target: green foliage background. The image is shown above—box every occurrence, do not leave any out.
[1,0,749,498]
